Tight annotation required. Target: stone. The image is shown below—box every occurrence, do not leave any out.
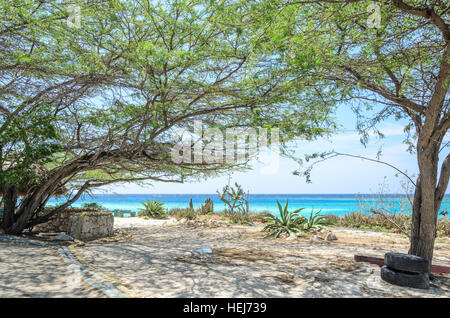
[311,235,324,242]
[296,231,304,237]
[69,211,114,240]
[286,235,296,241]
[33,210,75,233]
[54,234,74,241]
[326,233,338,241]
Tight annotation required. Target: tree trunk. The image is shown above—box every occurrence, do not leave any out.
[409,140,449,268]
[1,186,18,233]
[1,171,90,235]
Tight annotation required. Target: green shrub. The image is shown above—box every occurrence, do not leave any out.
[199,198,214,215]
[138,200,167,219]
[82,202,103,209]
[168,208,197,220]
[262,200,306,238]
[303,209,332,230]
[227,211,251,225]
[217,183,250,218]
[249,211,273,223]
[327,212,449,238]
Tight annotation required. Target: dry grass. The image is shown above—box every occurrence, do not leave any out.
[325,212,450,238]
[168,207,272,225]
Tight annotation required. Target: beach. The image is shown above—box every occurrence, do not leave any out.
[1,217,448,298]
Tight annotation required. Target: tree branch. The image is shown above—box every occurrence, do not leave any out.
[332,151,416,185]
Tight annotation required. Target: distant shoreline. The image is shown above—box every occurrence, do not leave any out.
[47,193,450,217]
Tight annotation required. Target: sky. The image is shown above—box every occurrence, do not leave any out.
[101,106,449,195]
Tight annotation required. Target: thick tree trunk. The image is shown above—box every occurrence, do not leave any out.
[1,172,90,235]
[1,186,18,233]
[409,141,449,268]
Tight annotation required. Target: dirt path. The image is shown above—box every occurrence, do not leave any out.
[0,241,101,297]
[71,219,450,298]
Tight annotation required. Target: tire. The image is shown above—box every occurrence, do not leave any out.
[384,252,430,274]
[380,266,430,289]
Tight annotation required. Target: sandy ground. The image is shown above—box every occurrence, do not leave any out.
[0,242,101,297]
[75,217,449,298]
[1,217,449,298]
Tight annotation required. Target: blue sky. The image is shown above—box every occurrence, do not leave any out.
[102,106,449,194]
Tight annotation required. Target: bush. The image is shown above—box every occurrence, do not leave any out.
[199,198,214,215]
[217,183,250,220]
[303,209,333,230]
[327,212,449,238]
[82,202,103,209]
[138,200,167,219]
[262,200,306,238]
[168,208,197,220]
[249,211,273,223]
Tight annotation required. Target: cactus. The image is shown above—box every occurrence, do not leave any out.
[189,198,194,210]
[200,198,214,214]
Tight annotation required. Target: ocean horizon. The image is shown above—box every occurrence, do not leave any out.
[48,193,450,218]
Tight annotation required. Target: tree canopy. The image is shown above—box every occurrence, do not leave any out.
[242,0,448,263]
[0,0,336,233]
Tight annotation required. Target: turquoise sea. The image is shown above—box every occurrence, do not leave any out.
[48,194,450,218]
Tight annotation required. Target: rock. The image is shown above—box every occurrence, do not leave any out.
[311,235,324,242]
[326,233,338,241]
[69,211,114,240]
[286,235,296,241]
[54,234,74,241]
[296,231,304,238]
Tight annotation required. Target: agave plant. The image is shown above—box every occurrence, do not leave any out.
[303,208,331,230]
[138,200,167,219]
[262,200,306,238]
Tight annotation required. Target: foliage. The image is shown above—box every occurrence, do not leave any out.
[326,212,450,238]
[0,0,336,234]
[249,211,274,224]
[355,176,415,236]
[82,202,103,209]
[217,183,250,221]
[262,200,306,238]
[168,208,197,220]
[303,209,332,231]
[199,198,214,215]
[246,0,449,260]
[335,175,450,238]
[138,200,167,219]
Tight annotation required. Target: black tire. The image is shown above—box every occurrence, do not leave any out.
[384,252,430,274]
[380,266,430,289]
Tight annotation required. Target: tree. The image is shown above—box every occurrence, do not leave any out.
[0,0,335,234]
[248,0,448,264]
